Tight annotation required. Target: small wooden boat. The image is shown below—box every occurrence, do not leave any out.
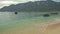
[51,12,58,15]
[43,14,50,17]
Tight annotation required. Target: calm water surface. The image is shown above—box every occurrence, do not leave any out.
[0,12,60,32]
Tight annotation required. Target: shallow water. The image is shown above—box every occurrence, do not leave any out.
[0,12,60,32]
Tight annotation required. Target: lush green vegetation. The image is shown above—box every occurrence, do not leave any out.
[0,0,60,12]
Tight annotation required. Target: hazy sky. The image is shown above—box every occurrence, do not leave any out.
[0,0,60,3]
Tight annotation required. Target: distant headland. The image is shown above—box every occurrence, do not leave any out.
[0,0,60,12]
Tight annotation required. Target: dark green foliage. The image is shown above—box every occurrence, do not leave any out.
[0,0,60,12]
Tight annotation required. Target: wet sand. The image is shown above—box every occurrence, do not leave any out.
[1,18,60,34]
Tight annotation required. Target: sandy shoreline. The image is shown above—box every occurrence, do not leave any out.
[1,18,60,34]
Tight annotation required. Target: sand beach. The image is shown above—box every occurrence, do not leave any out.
[0,18,60,34]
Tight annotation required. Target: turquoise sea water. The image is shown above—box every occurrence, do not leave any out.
[0,12,60,32]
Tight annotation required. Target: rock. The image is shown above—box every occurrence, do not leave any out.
[15,12,18,15]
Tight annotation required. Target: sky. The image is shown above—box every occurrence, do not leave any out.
[0,0,60,8]
[0,0,60,3]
